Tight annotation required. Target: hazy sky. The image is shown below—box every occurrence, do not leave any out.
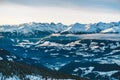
[0,0,120,25]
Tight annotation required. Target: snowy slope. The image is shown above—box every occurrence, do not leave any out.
[0,21,120,37]
[62,23,86,33]
[62,22,120,33]
[0,22,68,38]
[0,49,83,80]
[101,26,120,33]
[0,22,67,33]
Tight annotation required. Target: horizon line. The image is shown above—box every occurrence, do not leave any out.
[0,21,120,26]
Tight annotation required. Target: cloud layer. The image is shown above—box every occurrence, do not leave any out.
[2,0,120,12]
[0,0,120,25]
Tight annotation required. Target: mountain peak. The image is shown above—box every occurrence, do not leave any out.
[0,21,120,37]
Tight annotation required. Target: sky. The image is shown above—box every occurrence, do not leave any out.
[0,0,120,25]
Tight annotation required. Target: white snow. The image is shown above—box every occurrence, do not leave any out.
[0,22,120,34]
[96,71,118,76]
[112,59,120,66]
[0,74,75,80]
[50,53,59,56]
[15,40,34,48]
[101,26,120,33]
[63,23,86,33]
[80,67,94,75]
[5,75,20,80]
[73,67,80,72]
[0,73,2,80]
[0,22,67,33]
[65,40,80,46]
[0,57,3,60]
[26,75,43,80]
[76,52,94,57]
[36,41,63,47]
[106,50,120,55]
[7,58,13,61]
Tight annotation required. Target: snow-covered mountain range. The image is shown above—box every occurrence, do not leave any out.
[0,21,120,37]
[0,22,67,33]
[0,21,120,80]
[0,35,120,80]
